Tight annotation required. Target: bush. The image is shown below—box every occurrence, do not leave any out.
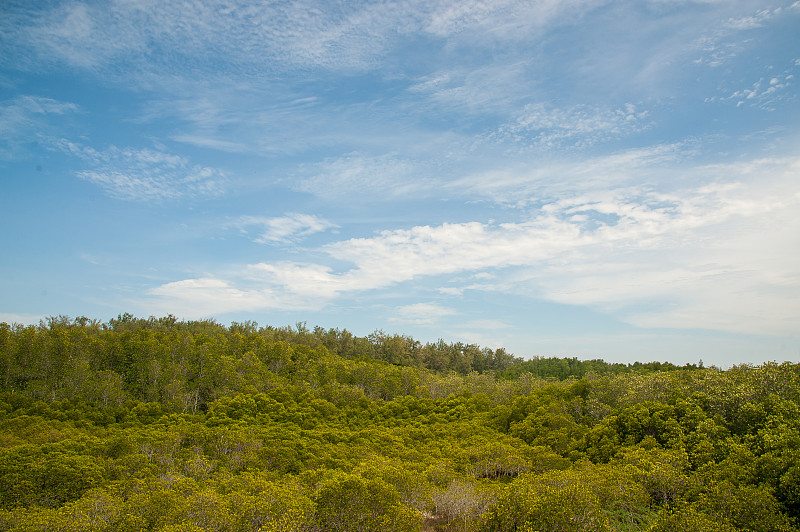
[314,472,420,532]
[479,471,609,532]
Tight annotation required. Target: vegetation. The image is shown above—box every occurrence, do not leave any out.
[0,315,798,531]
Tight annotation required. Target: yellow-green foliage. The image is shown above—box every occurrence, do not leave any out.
[314,472,420,532]
[0,317,799,532]
[480,470,609,532]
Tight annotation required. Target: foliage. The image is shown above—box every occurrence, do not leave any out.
[479,470,610,532]
[0,315,798,531]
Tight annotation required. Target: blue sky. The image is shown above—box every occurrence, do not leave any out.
[2,0,799,367]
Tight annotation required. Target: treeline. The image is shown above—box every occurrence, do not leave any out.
[0,314,696,402]
[235,317,697,378]
[0,315,798,531]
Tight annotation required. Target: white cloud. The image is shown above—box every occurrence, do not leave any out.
[145,155,800,336]
[170,135,251,154]
[293,152,433,199]
[246,262,353,300]
[146,87,329,156]
[234,213,337,244]
[4,0,604,76]
[0,0,682,115]
[449,143,686,206]
[438,287,464,296]
[505,157,800,335]
[391,302,458,325]
[147,278,274,317]
[52,140,227,201]
[725,10,772,30]
[692,4,797,67]
[0,96,78,158]
[406,62,532,116]
[711,65,796,109]
[0,313,45,326]
[423,0,601,39]
[5,0,790,126]
[29,2,149,69]
[493,103,650,148]
[5,95,78,116]
[3,0,414,75]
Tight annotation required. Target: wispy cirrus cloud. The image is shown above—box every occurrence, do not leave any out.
[0,95,78,120]
[391,302,458,325]
[692,3,799,67]
[493,103,651,149]
[5,0,789,172]
[155,88,338,157]
[406,62,533,117]
[292,152,435,199]
[233,213,338,244]
[448,143,687,206]
[53,140,227,201]
[707,63,797,109]
[3,0,420,77]
[0,95,78,159]
[724,3,797,31]
[422,0,606,40]
[2,0,605,76]
[5,0,792,119]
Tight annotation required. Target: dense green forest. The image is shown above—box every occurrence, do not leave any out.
[0,315,798,531]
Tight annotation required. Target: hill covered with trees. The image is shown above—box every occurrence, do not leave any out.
[0,315,798,531]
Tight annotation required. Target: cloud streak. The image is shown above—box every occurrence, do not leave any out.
[54,140,227,201]
[0,96,78,159]
[234,213,338,244]
[292,152,436,199]
[493,103,651,149]
[713,66,797,110]
[391,302,458,325]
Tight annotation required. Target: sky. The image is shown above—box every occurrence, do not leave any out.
[1,0,799,367]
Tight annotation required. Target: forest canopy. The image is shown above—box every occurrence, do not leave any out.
[0,315,798,531]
